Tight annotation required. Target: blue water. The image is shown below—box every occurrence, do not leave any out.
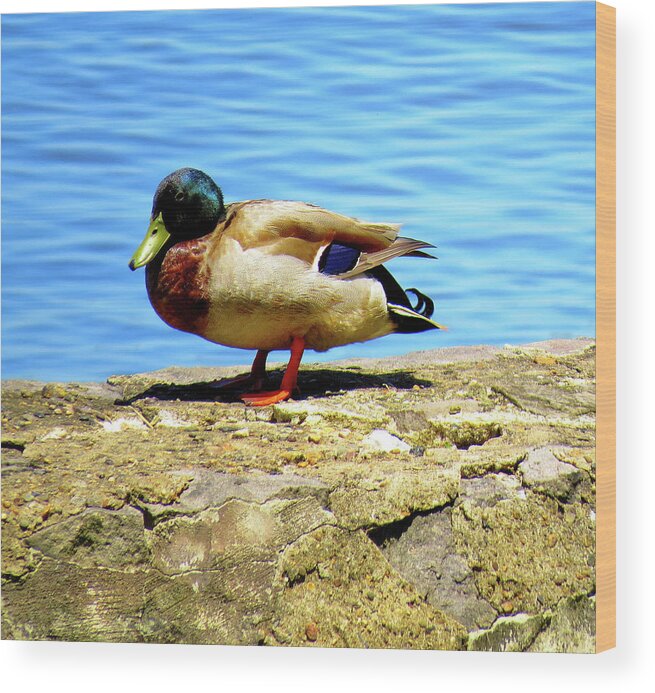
[1,3,596,382]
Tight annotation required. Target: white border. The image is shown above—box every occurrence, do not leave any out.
[2,1,653,691]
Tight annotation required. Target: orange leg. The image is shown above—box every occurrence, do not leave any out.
[214,349,269,392]
[241,336,305,406]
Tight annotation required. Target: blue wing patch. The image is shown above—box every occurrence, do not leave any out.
[317,243,361,275]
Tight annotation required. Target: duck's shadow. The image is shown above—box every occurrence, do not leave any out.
[118,367,431,405]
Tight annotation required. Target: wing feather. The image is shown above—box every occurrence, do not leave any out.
[221,200,401,258]
[217,201,435,279]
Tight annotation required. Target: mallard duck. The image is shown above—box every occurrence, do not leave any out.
[129,168,444,406]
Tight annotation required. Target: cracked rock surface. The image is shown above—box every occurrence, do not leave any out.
[1,339,596,651]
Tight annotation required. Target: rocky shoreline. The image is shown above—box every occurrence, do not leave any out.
[1,339,596,651]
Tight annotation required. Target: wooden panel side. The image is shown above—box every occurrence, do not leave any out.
[595,0,616,654]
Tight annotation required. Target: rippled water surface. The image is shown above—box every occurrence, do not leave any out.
[2,3,596,381]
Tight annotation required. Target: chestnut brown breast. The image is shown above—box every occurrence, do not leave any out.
[146,236,211,335]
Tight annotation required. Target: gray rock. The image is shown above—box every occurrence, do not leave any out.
[519,448,582,501]
[140,469,331,521]
[459,473,524,508]
[151,496,334,576]
[329,344,504,369]
[375,509,497,630]
[518,338,594,355]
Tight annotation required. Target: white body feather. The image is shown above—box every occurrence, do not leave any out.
[203,239,395,352]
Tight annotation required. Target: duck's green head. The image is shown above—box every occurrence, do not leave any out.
[129,168,224,270]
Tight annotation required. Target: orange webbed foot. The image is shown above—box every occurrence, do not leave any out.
[240,389,293,407]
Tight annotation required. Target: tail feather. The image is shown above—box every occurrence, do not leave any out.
[337,237,435,279]
[388,304,446,333]
[405,249,437,260]
[406,288,435,318]
[363,266,445,334]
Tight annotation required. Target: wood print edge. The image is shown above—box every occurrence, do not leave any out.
[595,0,616,654]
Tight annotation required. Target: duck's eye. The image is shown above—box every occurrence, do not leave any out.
[175,192,185,201]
